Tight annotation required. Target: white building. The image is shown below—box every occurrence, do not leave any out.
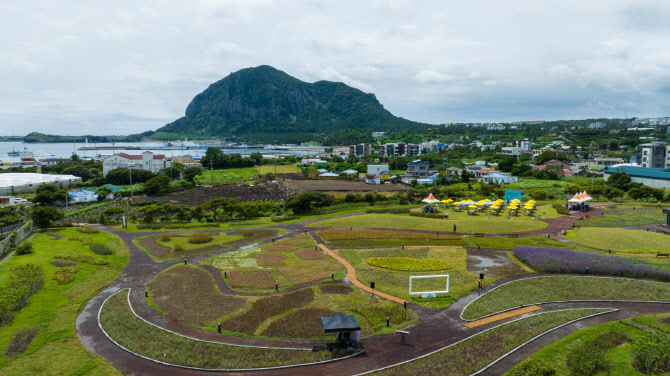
[367,164,389,176]
[372,132,389,138]
[500,147,528,157]
[589,122,607,129]
[102,151,172,177]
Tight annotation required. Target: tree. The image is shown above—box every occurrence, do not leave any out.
[33,184,67,205]
[144,175,171,196]
[62,164,94,181]
[96,186,111,201]
[603,187,624,202]
[564,184,582,195]
[496,155,516,172]
[607,171,631,190]
[31,206,64,230]
[535,151,569,164]
[286,191,334,214]
[461,169,470,183]
[182,167,202,183]
[586,185,604,201]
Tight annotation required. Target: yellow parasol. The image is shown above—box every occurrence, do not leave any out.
[468,204,478,209]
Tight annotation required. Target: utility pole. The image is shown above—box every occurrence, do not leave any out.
[129,168,133,197]
[210,158,214,185]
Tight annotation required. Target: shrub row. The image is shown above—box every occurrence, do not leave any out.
[513,246,670,280]
[53,265,81,284]
[54,254,108,265]
[367,257,451,271]
[270,215,300,222]
[410,212,445,219]
[164,223,220,229]
[0,264,44,326]
[90,243,114,255]
[365,208,410,214]
[76,226,100,234]
[188,233,213,244]
[552,203,570,215]
[136,223,163,230]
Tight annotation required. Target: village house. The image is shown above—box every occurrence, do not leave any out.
[102,151,172,177]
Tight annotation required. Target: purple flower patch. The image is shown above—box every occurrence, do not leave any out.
[513,246,670,281]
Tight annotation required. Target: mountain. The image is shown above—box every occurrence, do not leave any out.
[153,65,428,143]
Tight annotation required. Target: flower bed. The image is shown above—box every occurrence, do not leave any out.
[255,253,287,266]
[296,249,326,260]
[579,209,665,228]
[188,232,214,244]
[54,254,108,265]
[367,257,451,271]
[320,229,461,241]
[227,269,275,289]
[261,308,337,339]
[221,288,314,335]
[513,246,670,280]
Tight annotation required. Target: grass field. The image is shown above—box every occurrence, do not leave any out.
[339,246,479,308]
[505,314,670,376]
[565,228,670,253]
[102,290,355,369]
[200,234,345,292]
[372,309,610,376]
[309,211,550,234]
[195,167,257,185]
[578,209,666,227]
[462,276,670,320]
[0,228,129,376]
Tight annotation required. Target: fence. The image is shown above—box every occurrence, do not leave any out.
[0,220,33,259]
[0,221,28,238]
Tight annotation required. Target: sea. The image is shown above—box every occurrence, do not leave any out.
[0,141,324,163]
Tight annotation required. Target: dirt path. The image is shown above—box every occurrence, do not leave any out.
[75,207,670,375]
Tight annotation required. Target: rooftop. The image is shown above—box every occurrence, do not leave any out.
[604,166,670,181]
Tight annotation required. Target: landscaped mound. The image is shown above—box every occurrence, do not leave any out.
[367,257,451,271]
[261,308,337,339]
[513,246,670,280]
[149,265,245,326]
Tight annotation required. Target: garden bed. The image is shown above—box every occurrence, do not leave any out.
[462,276,670,320]
[372,309,610,376]
[564,228,670,253]
[100,290,355,370]
[578,209,665,228]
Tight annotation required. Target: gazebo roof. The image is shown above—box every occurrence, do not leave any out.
[320,312,361,333]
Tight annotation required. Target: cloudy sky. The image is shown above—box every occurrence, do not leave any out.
[2,0,670,135]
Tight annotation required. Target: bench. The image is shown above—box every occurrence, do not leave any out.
[509,233,519,238]
[657,253,670,258]
[474,233,484,237]
[395,330,410,345]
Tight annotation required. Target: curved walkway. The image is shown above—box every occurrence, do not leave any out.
[75,206,670,375]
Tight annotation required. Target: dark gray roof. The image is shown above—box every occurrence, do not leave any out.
[604,166,670,181]
[320,312,360,333]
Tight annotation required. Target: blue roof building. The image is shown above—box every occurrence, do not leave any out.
[604,166,670,189]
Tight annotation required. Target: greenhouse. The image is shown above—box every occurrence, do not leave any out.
[0,173,82,195]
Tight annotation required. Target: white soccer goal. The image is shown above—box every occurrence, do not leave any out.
[408,274,450,295]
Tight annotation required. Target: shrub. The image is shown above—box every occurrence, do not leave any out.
[5,327,39,357]
[173,243,185,252]
[0,264,44,326]
[367,257,451,271]
[508,357,556,376]
[241,229,254,237]
[50,261,76,268]
[68,236,93,245]
[353,303,412,330]
[76,226,100,234]
[261,308,336,339]
[188,233,213,244]
[567,332,627,376]
[631,336,670,374]
[513,246,670,281]
[90,243,114,255]
[15,242,33,255]
[160,234,172,242]
[54,254,108,265]
[551,203,569,215]
[53,265,81,284]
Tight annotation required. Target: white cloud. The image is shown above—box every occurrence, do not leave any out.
[1,0,670,133]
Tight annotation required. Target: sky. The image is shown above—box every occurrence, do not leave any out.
[2,0,670,136]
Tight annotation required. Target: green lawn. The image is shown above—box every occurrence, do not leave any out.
[505,314,670,376]
[372,309,610,376]
[309,212,550,234]
[578,209,666,228]
[462,276,670,320]
[0,228,129,375]
[565,228,670,253]
[339,246,480,308]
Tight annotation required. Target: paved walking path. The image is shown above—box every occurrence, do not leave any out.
[463,305,542,328]
[74,205,670,375]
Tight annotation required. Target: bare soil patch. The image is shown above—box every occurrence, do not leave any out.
[290,180,407,194]
[5,327,39,357]
[148,265,245,326]
[133,182,292,205]
[466,248,526,279]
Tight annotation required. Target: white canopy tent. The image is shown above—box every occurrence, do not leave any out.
[422,193,441,205]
